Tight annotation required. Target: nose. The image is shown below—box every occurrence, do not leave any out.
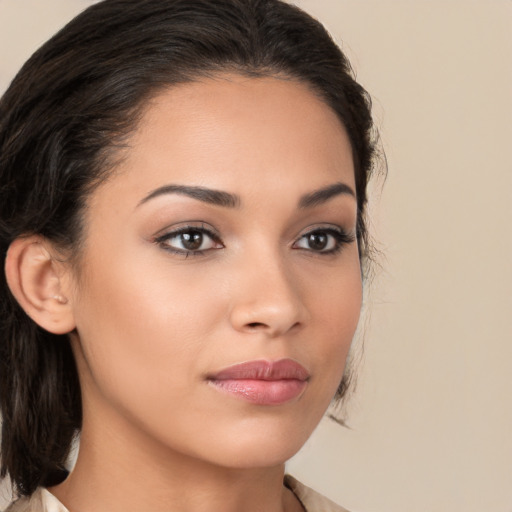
[228,254,307,338]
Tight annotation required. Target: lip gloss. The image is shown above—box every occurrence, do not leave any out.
[207,359,309,405]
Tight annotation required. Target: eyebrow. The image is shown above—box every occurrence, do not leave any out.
[138,184,240,208]
[298,182,356,209]
[137,181,356,209]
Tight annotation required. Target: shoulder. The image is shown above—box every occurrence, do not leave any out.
[284,474,352,512]
[4,488,69,512]
[5,478,352,512]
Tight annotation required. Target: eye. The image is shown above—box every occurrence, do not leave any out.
[293,227,355,255]
[155,226,223,256]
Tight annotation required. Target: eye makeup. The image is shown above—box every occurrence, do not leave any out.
[292,226,356,255]
[154,223,224,258]
[153,220,355,259]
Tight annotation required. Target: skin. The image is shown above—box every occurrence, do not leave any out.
[48,75,363,512]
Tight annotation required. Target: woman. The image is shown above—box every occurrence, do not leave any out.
[0,0,377,511]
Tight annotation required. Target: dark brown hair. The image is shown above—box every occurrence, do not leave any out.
[0,0,377,497]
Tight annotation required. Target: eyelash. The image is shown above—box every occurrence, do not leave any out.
[292,227,356,256]
[154,225,355,258]
[154,225,223,258]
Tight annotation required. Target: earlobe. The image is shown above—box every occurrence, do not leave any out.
[5,236,76,334]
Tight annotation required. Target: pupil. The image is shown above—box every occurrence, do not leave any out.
[308,233,328,251]
[181,231,203,250]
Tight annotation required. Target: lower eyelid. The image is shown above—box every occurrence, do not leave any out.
[293,228,355,252]
[154,226,224,255]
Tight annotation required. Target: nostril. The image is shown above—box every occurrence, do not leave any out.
[247,322,266,329]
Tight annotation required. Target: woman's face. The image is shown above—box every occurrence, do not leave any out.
[67,75,362,469]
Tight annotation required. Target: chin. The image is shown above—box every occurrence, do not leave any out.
[193,415,317,470]
[212,441,304,470]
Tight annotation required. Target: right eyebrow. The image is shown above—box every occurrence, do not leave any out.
[137,184,241,209]
[298,182,356,209]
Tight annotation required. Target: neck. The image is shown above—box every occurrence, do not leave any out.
[49,404,303,512]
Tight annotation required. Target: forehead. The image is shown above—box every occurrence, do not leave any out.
[97,74,355,208]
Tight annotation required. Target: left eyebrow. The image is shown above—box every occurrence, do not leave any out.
[298,182,356,209]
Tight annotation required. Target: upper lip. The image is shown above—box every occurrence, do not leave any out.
[207,359,310,381]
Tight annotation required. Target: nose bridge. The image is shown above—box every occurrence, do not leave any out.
[229,243,305,336]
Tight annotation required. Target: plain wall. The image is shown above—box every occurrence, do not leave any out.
[1,1,511,511]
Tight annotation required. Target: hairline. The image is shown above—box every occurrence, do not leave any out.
[67,67,361,278]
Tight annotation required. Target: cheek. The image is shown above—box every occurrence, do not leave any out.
[70,252,223,401]
[310,248,362,329]
[308,253,362,379]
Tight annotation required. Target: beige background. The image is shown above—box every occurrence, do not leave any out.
[1,1,511,511]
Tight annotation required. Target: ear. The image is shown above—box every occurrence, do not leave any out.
[5,236,76,334]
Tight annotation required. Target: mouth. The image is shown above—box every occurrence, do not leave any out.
[206,359,310,406]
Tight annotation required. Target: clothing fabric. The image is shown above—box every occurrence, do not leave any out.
[4,488,65,512]
[284,474,350,512]
[4,475,350,512]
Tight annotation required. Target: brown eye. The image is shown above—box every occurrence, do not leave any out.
[306,232,329,251]
[293,227,355,254]
[180,231,204,251]
[156,226,223,255]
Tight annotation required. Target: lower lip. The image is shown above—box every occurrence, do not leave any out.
[208,379,307,405]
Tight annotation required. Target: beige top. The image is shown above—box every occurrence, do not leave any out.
[4,475,350,512]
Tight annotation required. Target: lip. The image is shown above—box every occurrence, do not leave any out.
[207,359,310,406]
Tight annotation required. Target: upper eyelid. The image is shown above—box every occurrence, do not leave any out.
[153,222,221,240]
[295,223,355,238]
[295,227,355,241]
[152,222,355,246]
[154,225,223,256]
